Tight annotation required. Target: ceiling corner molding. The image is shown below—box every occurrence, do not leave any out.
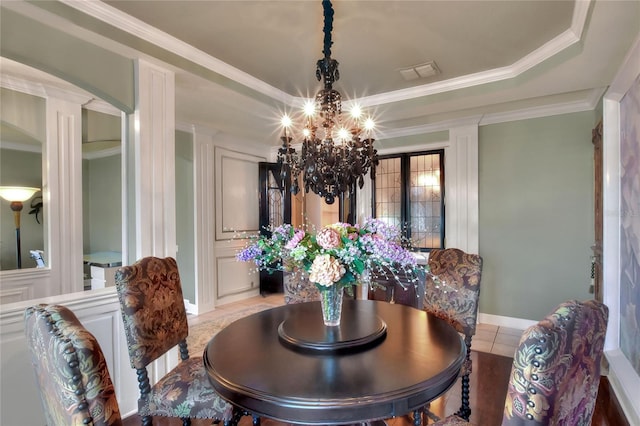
[605,32,640,102]
[479,88,605,126]
[42,85,93,105]
[83,98,121,116]
[359,2,590,108]
[379,116,483,140]
[82,146,121,160]
[0,141,42,154]
[175,122,221,139]
[1,74,48,98]
[61,0,296,106]
[1,72,93,105]
[571,0,593,39]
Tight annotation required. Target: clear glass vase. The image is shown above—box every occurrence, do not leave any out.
[319,284,344,326]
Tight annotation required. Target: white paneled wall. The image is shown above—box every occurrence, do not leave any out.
[0,288,176,425]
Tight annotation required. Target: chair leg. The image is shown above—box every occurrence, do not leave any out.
[182,418,191,426]
[412,409,423,426]
[455,373,471,421]
[141,415,152,426]
[423,402,441,423]
[455,337,473,421]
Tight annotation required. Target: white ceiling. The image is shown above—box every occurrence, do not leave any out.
[2,1,640,145]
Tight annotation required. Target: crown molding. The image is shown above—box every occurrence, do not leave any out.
[61,0,591,110]
[0,73,48,98]
[479,87,605,126]
[82,146,121,160]
[379,86,604,139]
[379,116,482,140]
[1,72,93,105]
[61,0,296,106]
[0,141,42,153]
[605,33,640,102]
[83,98,121,116]
[359,7,589,108]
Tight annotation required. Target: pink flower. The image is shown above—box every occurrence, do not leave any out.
[309,254,345,287]
[285,230,305,249]
[316,227,342,249]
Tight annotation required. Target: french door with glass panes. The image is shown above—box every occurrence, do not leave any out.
[258,162,291,294]
[373,150,444,251]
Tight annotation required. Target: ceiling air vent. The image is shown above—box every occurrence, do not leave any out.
[399,61,440,81]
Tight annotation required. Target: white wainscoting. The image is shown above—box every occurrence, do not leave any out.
[0,268,56,305]
[215,245,259,302]
[0,288,177,425]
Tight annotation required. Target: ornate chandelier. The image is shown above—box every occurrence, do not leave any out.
[277,0,378,205]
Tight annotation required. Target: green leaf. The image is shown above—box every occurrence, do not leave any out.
[353,258,365,274]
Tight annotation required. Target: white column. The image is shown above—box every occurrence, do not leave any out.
[447,125,479,253]
[132,59,176,259]
[45,94,85,295]
[192,126,217,314]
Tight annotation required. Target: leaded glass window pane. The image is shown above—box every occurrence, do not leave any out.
[373,150,444,250]
[375,157,402,228]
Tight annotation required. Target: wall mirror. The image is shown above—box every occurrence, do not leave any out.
[81,108,122,290]
[0,59,124,297]
[0,86,45,271]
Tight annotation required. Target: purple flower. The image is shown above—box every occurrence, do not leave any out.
[236,245,262,263]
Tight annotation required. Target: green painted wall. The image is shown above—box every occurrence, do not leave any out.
[82,154,122,254]
[0,88,46,143]
[175,130,196,303]
[478,112,598,320]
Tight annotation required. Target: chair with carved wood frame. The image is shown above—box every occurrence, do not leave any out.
[424,248,483,422]
[284,270,321,304]
[115,256,241,426]
[432,299,609,425]
[25,304,123,426]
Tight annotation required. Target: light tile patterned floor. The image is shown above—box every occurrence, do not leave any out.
[194,294,524,358]
[475,323,523,357]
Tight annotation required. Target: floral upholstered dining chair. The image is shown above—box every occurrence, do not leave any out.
[424,248,483,421]
[284,271,321,304]
[115,256,236,426]
[24,304,122,426]
[502,299,609,425]
[432,299,609,426]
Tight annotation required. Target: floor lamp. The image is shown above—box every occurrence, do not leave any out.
[0,186,40,269]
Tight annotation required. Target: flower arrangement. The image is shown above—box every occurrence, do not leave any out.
[236,218,423,293]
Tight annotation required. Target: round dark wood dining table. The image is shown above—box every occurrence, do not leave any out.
[204,299,465,425]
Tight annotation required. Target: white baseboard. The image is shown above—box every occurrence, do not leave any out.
[477,312,537,331]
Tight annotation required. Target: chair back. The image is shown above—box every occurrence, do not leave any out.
[24,304,122,426]
[425,248,483,336]
[284,271,321,304]
[115,256,189,368]
[368,267,426,309]
[502,299,609,426]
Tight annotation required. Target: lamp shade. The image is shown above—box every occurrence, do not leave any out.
[0,186,40,202]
